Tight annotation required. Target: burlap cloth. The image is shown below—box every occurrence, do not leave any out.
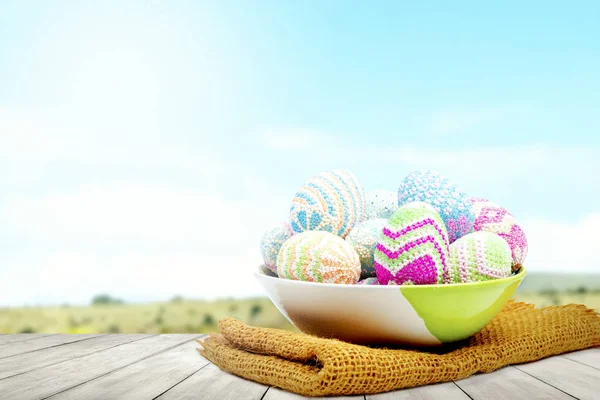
[197,301,600,397]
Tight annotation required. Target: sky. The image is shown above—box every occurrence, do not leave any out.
[0,1,598,307]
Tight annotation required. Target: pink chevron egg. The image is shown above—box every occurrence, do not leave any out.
[470,197,528,271]
[373,201,450,285]
[449,231,512,282]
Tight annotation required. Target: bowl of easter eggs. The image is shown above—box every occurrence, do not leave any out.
[256,169,528,346]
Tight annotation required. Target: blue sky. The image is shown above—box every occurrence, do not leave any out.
[0,1,598,306]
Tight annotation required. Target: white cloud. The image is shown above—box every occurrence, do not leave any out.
[0,182,290,306]
[1,248,266,307]
[261,106,504,152]
[0,106,245,190]
[1,182,265,244]
[428,107,503,137]
[0,107,81,162]
[317,141,583,170]
[258,127,594,183]
[521,213,600,273]
[261,129,339,150]
[0,107,197,167]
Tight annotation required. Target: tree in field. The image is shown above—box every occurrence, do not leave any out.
[91,294,124,306]
[250,304,263,321]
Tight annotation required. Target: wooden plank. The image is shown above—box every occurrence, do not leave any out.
[0,334,151,380]
[562,348,600,370]
[0,334,201,400]
[49,339,209,400]
[156,362,269,400]
[265,387,364,399]
[454,365,574,400]
[366,382,469,400]
[0,334,105,359]
[515,355,600,400]
[0,334,56,345]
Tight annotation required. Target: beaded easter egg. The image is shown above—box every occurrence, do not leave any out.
[374,201,450,286]
[470,197,528,272]
[260,222,294,274]
[346,218,387,279]
[398,170,475,243]
[357,277,379,285]
[364,190,399,219]
[289,169,366,239]
[259,263,278,277]
[276,231,361,284]
[449,231,512,283]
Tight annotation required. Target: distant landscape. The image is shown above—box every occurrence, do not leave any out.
[1,273,599,334]
[516,272,600,292]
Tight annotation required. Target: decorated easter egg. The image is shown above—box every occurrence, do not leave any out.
[259,263,278,277]
[345,218,387,279]
[260,222,294,274]
[357,277,379,285]
[470,197,528,272]
[289,169,366,239]
[277,231,361,284]
[398,170,475,243]
[364,190,399,219]
[374,201,450,285]
[449,231,512,283]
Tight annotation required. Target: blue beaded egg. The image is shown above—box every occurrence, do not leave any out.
[260,222,293,274]
[397,170,474,243]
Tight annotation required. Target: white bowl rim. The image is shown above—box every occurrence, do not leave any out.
[255,264,527,290]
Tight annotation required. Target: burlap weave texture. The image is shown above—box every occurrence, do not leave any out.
[198,301,600,397]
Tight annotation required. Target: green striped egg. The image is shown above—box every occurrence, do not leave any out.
[449,231,512,283]
[276,231,361,284]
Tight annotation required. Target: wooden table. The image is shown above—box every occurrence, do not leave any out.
[0,334,598,399]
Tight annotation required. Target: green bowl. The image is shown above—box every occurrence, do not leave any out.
[255,266,527,346]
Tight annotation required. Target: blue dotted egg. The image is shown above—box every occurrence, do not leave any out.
[398,170,474,243]
[260,222,293,273]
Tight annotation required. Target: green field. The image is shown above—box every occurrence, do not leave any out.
[1,290,599,335]
[0,297,297,335]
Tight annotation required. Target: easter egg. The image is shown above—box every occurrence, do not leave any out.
[364,190,399,219]
[357,277,379,285]
[345,218,387,279]
[374,201,450,285]
[260,222,294,274]
[398,170,475,243]
[470,197,528,272]
[289,169,366,239]
[276,231,361,284]
[449,231,512,283]
[259,263,278,277]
